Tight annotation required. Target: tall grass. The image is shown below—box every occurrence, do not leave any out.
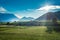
[0,26,60,40]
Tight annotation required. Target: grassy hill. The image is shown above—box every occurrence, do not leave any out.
[0,25,60,40]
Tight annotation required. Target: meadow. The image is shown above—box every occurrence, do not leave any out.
[0,25,60,40]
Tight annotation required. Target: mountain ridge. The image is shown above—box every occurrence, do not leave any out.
[0,13,19,22]
[20,17,34,21]
[36,11,60,21]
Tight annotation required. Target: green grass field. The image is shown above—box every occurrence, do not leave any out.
[0,25,60,40]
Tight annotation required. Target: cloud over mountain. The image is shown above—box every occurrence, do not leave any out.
[37,5,60,11]
[15,5,60,19]
[0,7,19,22]
[0,5,60,19]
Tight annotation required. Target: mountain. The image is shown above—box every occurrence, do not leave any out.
[20,17,34,21]
[54,11,60,19]
[36,11,60,21]
[0,13,19,22]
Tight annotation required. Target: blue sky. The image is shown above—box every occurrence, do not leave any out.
[0,0,60,19]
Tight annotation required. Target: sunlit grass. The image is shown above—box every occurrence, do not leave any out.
[0,25,60,40]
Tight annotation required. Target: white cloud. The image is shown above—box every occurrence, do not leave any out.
[0,7,7,13]
[7,5,60,19]
[37,5,60,11]
[0,5,59,19]
[14,9,47,19]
